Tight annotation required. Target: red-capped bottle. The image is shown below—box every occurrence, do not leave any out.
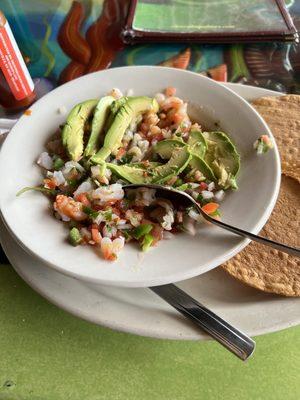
[0,10,36,112]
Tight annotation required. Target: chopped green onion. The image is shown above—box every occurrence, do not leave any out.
[69,227,82,246]
[120,154,132,164]
[197,194,211,206]
[53,157,64,170]
[132,224,153,240]
[103,209,113,222]
[254,136,273,155]
[122,230,132,241]
[176,183,189,191]
[82,206,99,220]
[104,224,113,234]
[174,178,183,186]
[67,179,78,188]
[210,209,221,218]
[142,233,154,252]
[16,186,57,197]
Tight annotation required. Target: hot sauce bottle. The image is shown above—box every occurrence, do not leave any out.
[0,10,36,113]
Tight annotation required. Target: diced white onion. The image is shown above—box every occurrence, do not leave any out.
[37,152,53,170]
[191,191,199,200]
[57,106,67,115]
[53,170,66,186]
[214,190,225,202]
[108,88,123,99]
[62,161,84,174]
[162,210,174,231]
[73,179,93,197]
[201,190,214,200]
[207,182,215,191]
[189,183,200,189]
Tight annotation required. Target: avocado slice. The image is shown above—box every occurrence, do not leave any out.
[187,129,207,159]
[154,138,215,181]
[84,96,114,157]
[155,139,185,159]
[106,146,191,185]
[104,97,128,132]
[189,155,216,181]
[153,147,191,184]
[106,163,154,184]
[132,161,161,169]
[62,99,98,161]
[106,161,160,184]
[202,131,240,189]
[91,97,159,163]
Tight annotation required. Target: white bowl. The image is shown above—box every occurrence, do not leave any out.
[0,66,280,287]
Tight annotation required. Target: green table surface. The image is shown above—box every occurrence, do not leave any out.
[0,1,299,398]
[0,264,299,400]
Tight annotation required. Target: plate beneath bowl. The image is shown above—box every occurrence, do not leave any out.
[0,84,298,340]
[0,67,281,287]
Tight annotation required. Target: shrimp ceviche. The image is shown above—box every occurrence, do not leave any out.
[19,87,240,261]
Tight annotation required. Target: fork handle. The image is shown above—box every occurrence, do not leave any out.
[197,206,300,257]
[150,284,255,361]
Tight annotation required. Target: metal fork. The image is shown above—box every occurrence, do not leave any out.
[151,284,255,361]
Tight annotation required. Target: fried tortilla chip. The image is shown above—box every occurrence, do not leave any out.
[222,175,300,296]
[252,95,300,182]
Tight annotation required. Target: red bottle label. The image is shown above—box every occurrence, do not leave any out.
[0,14,34,101]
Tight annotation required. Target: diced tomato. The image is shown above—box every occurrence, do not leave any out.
[75,192,91,207]
[202,202,219,215]
[116,147,126,160]
[173,113,184,124]
[91,224,102,244]
[199,182,208,190]
[44,178,57,189]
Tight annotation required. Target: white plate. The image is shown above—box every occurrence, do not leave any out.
[0,84,298,340]
[0,68,281,287]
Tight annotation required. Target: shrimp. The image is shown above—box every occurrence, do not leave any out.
[54,195,86,221]
[100,237,124,261]
[165,87,176,97]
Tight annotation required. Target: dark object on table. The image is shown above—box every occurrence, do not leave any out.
[0,247,9,264]
[123,0,298,44]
